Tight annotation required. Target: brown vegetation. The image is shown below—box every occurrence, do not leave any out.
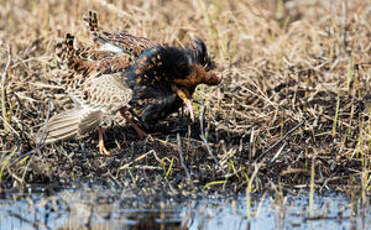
[0,0,370,198]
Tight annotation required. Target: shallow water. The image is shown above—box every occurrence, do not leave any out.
[0,188,369,230]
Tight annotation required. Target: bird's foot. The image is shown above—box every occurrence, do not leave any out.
[97,140,111,155]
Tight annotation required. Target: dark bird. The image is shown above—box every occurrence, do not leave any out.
[123,45,221,124]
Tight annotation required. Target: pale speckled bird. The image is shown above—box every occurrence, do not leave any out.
[43,12,220,141]
[36,34,145,155]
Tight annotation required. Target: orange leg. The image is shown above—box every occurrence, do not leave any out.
[120,108,148,138]
[98,126,111,155]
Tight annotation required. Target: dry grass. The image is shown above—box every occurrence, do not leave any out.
[0,0,370,199]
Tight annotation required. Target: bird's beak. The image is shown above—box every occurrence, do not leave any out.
[176,89,194,121]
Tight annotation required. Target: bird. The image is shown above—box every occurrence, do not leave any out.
[36,34,146,155]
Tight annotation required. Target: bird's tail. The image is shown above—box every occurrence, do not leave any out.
[55,33,76,71]
[35,108,103,145]
[56,33,102,76]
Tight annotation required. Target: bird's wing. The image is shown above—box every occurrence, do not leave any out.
[35,107,104,144]
[64,72,132,114]
[83,11,158,57]
[56,33,132,76]
[122,47,184,122]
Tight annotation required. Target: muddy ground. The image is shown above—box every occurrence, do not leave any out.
[0,0,370,198]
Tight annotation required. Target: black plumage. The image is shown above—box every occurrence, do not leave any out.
[123,44,220,123]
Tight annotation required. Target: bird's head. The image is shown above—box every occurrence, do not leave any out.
[170,64,221,122]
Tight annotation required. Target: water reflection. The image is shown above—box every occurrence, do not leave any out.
[0,189,369,230]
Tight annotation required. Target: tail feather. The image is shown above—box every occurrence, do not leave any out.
[186,37,215,71]
[55,38,68,69]
[83,10,99,33]
[55,33,76,71]
[36,108,103,145]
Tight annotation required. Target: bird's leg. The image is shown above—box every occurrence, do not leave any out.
[98,126,111,155]
[182,97,194,121]
[120,108,148,138]
[128,107,150,130]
